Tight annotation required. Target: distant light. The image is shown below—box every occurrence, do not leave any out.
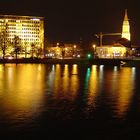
[92,44,96,49]
[30,18,40,21]
[52,65,55,71]
[114,66,118,72]
[74,45,77,49]
[8,56,13,60]
[132,67,136,78]
[77,54,80,58]
[87,53,92,59]
[100,65,104,68]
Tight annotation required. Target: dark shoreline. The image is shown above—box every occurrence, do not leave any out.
[0,58,138,67]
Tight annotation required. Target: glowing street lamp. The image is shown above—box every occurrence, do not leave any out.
[92,44,96,58]
[93,44,96,50]
[73,45,77,58]
[74,45,76,49]
[57,42,59,46]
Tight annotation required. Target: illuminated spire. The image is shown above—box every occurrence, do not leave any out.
[124,9,128,21]
[122,9,130,40]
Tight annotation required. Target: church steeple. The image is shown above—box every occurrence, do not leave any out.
[122,9,130,40]
[124,9,128,21]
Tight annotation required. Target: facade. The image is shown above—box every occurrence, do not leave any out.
[45,43,83,58]
[95,44,127,58]
[0,15,44,57]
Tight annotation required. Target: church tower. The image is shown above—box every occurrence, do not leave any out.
[122,9,130,40]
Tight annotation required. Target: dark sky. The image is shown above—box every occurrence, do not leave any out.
[0,0,139,45]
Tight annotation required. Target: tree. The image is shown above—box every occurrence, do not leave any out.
[0,31,9,59]
[23,41,28,58]
[36,47,43,58]
[31,43,36,58]
[13,35,21,59]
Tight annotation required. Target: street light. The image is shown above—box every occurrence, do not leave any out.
[73,45,77,58]
[92,44,96,58]
[74,45,76,49]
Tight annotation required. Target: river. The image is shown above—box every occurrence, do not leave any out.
[0,64,139,139]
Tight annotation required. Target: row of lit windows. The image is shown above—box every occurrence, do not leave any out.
[22,28,40,31]
[7,34,39,37]
[0,19,41,24]
[22,32,40,34]
[6,24,16,26]
[19,20,40,24]
[6,27,40,31]
[22,24,40,27]
[7,37,40,41]
[0,23,40,28]
[7,27,16,30]
[1,26,40,30]
[5,30,40,34]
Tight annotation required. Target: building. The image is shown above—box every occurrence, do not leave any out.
[95,9,131,58]
[45,42,84,58]
[0,15,44,57]
[95,44,127,58]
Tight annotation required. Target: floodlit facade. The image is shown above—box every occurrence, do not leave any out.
[0,15,44,57]
[95,45,127,58]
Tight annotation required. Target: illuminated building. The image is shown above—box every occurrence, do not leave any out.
[45,43,83,58]
[95,44,127,58]
[95,9,131,58]
[122,9,130,40]
[0,15,44,57]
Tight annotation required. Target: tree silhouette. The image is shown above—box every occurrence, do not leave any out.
[13,35,21,59]
[31,43,36,58]
[0,28,10,59]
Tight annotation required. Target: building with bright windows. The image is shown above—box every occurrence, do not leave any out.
[0,15,44,57]
[95,44,127,58]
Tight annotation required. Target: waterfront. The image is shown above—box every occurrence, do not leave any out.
[0,64,140,139]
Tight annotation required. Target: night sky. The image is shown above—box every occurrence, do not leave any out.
[0,0,139,45]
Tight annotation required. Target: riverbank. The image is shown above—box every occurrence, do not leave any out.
[0,58,138,67]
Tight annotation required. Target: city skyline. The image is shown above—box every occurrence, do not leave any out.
[0,0,139,45]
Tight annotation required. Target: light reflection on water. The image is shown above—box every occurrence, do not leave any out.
[0,64,46,127]
[114,67,135,118]
[0,64,137,130]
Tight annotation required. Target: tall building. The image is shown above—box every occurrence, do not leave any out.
[122,9,130,40]
[0,15,44,57]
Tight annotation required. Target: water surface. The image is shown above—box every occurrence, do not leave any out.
[0,64,139,139]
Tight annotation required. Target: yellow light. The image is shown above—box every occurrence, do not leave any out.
[72,64,78,75]
[92,44,96,49]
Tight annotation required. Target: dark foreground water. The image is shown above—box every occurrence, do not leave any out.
[0,64,140,139]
